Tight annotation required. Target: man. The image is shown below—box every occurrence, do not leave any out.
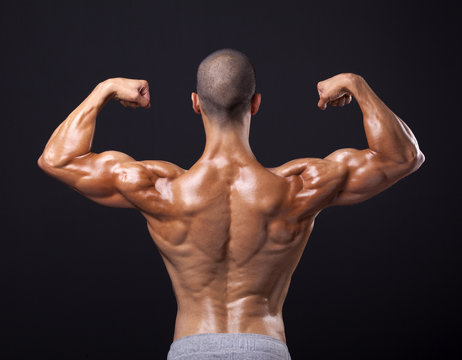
[38,49,424,359]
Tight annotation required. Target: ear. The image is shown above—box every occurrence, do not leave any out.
[191,92,201,114]
[251,93,261,115]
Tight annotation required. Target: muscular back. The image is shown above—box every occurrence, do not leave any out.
[115,156,347,341]
[38,73,424,344]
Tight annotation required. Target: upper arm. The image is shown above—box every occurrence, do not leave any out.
[38,150,153,208]
[324,148,421,206]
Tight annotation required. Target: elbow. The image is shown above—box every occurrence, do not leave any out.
[37,153,60,172]
[37,154,45,168]
[37,154,50,172]
[415,149,425,169]
[406,149,425,173]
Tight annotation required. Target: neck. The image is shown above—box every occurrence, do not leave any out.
[200,112,255,161]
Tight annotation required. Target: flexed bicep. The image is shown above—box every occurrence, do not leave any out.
[37,77,154,208]
[316,73,424,206]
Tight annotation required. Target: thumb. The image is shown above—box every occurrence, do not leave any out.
[317,98,327,110]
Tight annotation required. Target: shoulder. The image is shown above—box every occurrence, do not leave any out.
[113,160,185,191]
[268,157,347,181]
[138,160,186,178]
[267,158,348,216]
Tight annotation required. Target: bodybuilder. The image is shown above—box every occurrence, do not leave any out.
[38,49,425,359]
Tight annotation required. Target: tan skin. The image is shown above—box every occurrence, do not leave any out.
[38,73,424,343]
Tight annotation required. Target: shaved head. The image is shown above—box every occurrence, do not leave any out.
[196,49,256,121]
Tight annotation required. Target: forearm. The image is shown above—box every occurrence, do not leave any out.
[39,81,114,167]
[347,75,423,163]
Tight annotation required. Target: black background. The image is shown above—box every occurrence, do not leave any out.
[2,1,460,359]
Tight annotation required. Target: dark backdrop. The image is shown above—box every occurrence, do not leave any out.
[2,1,460,359]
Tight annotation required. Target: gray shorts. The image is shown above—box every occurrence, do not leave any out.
[167,332,292,360]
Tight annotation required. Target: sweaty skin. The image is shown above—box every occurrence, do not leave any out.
[38,74,424,343]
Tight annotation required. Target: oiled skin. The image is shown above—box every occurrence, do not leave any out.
[142,156,344,342]
[38,74,425,343]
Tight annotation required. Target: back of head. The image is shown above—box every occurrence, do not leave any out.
[196,49,256,122]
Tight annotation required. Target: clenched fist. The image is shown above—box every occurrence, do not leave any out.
[317,73,358,110]
[104,77,151,109]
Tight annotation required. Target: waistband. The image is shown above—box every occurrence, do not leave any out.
[167,333,291,359]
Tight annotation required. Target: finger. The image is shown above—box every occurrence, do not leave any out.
[345,94,352,104]
[140,84,150,102]
[145,89,151,108]
[317,98,327,110]
[138,81,151,108]
[136,89,150,108]
[121,100,138,108]
[135,95,149,108]
[338,96,346,107]
[329,99,339,107]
